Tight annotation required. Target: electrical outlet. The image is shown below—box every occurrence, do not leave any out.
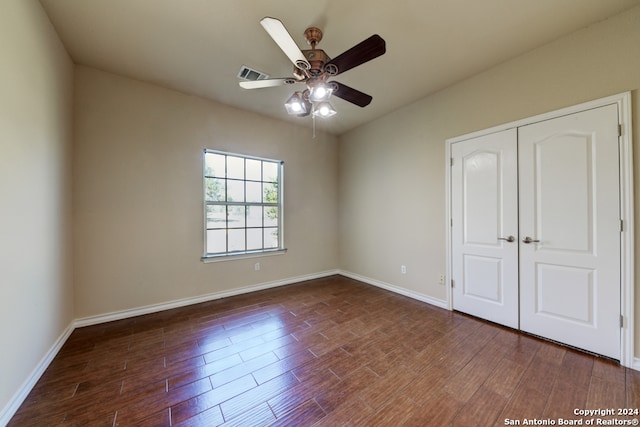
[401,265,407,274]
[254,262,261,271]
[439,274,445,284]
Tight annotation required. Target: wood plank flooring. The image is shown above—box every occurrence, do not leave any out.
[9,275,640,426]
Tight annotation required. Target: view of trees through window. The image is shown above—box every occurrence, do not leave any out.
[203,150,282,256]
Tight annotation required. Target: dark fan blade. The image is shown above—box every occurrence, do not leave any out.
[325,34,386,76]
[332,82,372,107]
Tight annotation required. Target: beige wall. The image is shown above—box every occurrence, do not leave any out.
[3,3,640,418]
[73,67,339,318]
[338,6,640,353]
[0,0,74,419]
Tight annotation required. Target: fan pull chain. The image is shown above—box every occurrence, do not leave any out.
[312,112,317,139]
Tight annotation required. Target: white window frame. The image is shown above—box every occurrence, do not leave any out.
[202,149,285,261]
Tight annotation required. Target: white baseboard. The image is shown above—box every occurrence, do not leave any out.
[338,270,448,310]
[0,322,75,426]
[0,270,339,425]
[74,270,341,328]
[2,269,635,424]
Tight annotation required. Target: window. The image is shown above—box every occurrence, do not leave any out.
[203,150,284,259]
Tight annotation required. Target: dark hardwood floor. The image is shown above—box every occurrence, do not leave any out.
[9,275,640,426]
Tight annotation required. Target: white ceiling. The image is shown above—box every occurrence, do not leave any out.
[40,0,640,135]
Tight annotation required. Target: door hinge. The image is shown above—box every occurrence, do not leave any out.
[450,218,453,227]
[450,157,454,166]
[620,315,624,328]
[620,219,624,232]
[451,279,455,288]
[618,124,623,137]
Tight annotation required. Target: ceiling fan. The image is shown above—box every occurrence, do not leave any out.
[239,17,386,118]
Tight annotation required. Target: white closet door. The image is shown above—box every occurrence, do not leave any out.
[518,104,621,359]
[451,129,519,328]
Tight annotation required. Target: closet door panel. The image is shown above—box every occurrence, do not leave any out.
[518,104,621,360]
[451,129,519,328]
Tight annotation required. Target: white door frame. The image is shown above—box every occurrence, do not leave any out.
[444,92,635,368]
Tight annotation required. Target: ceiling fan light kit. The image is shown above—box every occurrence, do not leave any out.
[308,81,333,102]
[239,17,386,120]
[284,91,310,115]
[312,101,337,118]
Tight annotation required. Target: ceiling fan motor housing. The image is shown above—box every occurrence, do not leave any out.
[302,49,330,77]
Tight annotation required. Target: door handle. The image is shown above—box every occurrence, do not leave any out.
[498,235,515,243]
[522,236,540,244]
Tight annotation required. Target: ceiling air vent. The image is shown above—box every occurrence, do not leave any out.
[237,65,269,81]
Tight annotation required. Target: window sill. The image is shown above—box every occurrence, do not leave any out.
[201,248,287,263]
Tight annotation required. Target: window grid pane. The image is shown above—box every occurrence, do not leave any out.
[226,179,245,202]
[205,178,225,202]
[203,150,282,257]
[205,153,226,178]
[246,181,262,203]
[206,229,226,254]
[206,205,226,229]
